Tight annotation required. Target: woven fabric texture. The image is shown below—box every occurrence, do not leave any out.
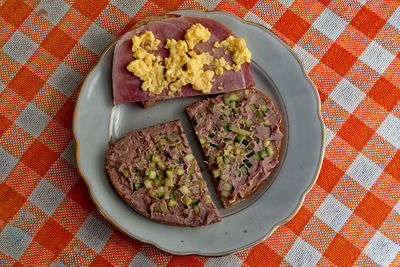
[0,0,399,266]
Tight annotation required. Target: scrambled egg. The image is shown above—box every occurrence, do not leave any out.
[126,24,251,95]
[215,36,251,71]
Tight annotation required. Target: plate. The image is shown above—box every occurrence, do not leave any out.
[73,10,324,256]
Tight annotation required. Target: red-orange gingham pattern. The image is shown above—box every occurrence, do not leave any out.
[0,0,400,266]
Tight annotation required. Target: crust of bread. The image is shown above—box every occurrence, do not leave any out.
[186,88,284,208]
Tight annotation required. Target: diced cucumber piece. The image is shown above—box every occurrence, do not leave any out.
[240,166,248,176]
[166,170,174,179]
[192,199,200,205]
[231,126,251,136]
[235,169,241,177]
[235,134,245,143]
[204,194,212,203]
[193,204,199,213]
[254,151,263,160]
[246,151,255,158]
[224,109,232,117]
[221,174,229,180]
[246,119,253,127]
[242,139,249,145]
[244,159,253,168]
[165,178,174,187]
[225,138,233,144]
[151,154,160,163]
[145,169,150,176]
[261,104,268,112]
[149,162,156,170]
[232,108,239,114]
[251,104,259,110]
[210,104,215,112]
[149,170,156,179]
[144,179,152,189]
[224,149,230,156]
[256,111,263,118]
[267,146,274,156]
[264,119,271,127]
[228,94,239,102]
[221,190,230,198]
[213,169,220,178]
[208,133,215,138]
[263,139,271,147]
[184,154,194,162]
[134,183,143,190]
[224,123,232,131]
[223,157,229,164]
[223,96,229,105]
[160,200,167,211]
[179,185,190,195]
[230,101,236,108]
[118,164,130,177]
[210,143,219,148]
[199,137,206,144]
[168,199,177,207]
[261,150,268,158]
[157,161,165,169]
[184,196,192,206]
[176,168,184,175]
[223,182,233,192]
[157,187,164,199]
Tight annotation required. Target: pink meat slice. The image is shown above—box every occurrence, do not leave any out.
[112,15,255,105]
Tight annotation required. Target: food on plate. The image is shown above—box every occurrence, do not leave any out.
[112,14,255,105]
[186,88,283,207]
[106,120,220,226]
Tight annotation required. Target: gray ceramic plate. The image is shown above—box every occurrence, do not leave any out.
[73,10,324,256]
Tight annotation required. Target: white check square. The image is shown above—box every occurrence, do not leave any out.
[313,8,347,41]
[363,231,400,267]
[329,78,365,113]
[34,0,70,24]
[346,153,382,190]
[315,195,352,232]
[293,45,319,74]
[377,113,400,149]
[1,30,38,65]
[76,215,113,253]
[285,238,322,267]
[15,103,51,138]
[28,179,65,216]
[79,23,115,55]
[360,41,395,74]
[388,6,400,31]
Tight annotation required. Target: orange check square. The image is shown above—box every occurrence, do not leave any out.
[350,6,386,39]
[324,234,361,267]
[317,0,332,6]
[0,17,15,48]
[0,51,22,86]
[331,174,367,210]
[53,98,75,132]
[385,151,400,181]
[100,232,142,266]
[167,256,203,267]
[89,255,111,267]
[337,115,374,151]
[368,77,400,112]
[300,217,336,253]
[216,0,249,18]
[273,9,311,44]
[38,120,72,155]
[284,206,313,236]
[152,0,185,10]
[0,0,32,28]
[0,113,12,138]
[0,124,35,158]
[5,162,41,198]
[34,217,73,255]
[52,197,89,234]
[0,183,25,223]
[8,66,45,101]
[41,27,76,61]
[58,7,92,41]
[317,158,344,193]
[0,88,28,121]
[20,139,59,176]
[321,43,358,76]
[339,214,376,250]
[19,241,54,266]
[72,0,109,21]
[290,0,325,24]
[236,0,258,10]
[66,179,95,212]
[244,243,283,266]
[328,0,362,22]
[354,191,391,229]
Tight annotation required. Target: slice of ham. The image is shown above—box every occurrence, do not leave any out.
[112,15,255,105]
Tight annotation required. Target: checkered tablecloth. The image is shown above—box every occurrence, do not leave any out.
[0,0,399,266]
